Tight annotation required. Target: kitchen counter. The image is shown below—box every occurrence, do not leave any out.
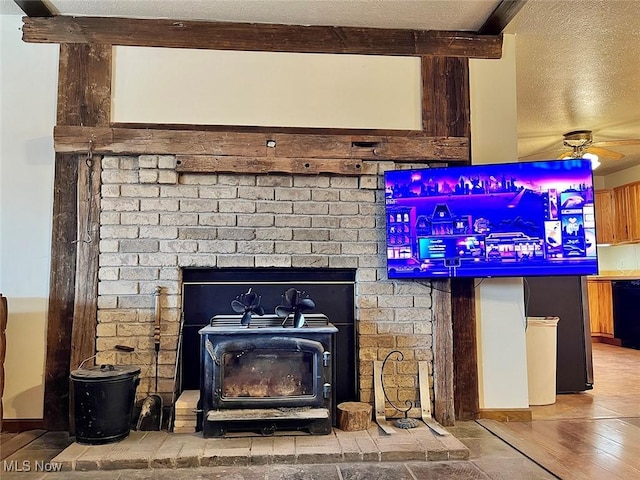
[588,273,640,281]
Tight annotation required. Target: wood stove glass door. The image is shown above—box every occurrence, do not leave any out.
[210,336,328,409]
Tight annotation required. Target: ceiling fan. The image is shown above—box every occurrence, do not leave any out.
[557,130,634,161]
[522,130,640,169]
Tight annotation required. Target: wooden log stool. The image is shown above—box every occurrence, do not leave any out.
[336,402,373,431]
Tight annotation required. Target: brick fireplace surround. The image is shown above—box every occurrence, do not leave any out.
[95,154,435,418]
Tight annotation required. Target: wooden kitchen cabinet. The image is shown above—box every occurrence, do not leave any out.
[612,181,640,243]
[594,190,616,244]
[627,182,640,241]
[587,279,615,342]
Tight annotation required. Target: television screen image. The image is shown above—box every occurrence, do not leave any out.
[384,159,598,279]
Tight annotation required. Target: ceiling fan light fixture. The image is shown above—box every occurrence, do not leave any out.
[581,152,600,170]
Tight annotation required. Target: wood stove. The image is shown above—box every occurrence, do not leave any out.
[199,314,337,437]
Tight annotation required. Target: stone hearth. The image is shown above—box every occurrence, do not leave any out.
[52,426,469,471]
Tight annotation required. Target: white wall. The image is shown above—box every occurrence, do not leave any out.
[598,244,640,274]
[470,34,530,410]
[0,14,58,418]
[603,164,640,189]
[112,46,422,129]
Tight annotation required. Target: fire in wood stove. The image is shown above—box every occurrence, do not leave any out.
[222,350,313,398]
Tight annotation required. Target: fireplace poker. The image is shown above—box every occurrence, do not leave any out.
[137,286,163,431]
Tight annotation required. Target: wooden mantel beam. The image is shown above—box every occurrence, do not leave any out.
[53,126,470,163]
[22,16,503,59]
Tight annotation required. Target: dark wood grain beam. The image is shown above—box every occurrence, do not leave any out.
[478,0,528,35]
[43,153,77,431]
[22,16,503,59]
[44,43,110,431]
[421,56,476,423]
[13,0,54,17]
[452,278,479,420]
[432,280,455,426]
[421,57,471,138]
[176,155,377,176]
[53,126,470,163]
[70,156,101,376]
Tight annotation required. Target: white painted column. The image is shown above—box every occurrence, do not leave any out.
[469,35,530,409]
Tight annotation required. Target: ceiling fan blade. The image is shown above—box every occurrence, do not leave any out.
[586,146,624,160]
[592,139,640,147]
[519,149,565,160]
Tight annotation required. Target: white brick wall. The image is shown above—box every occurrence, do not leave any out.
[97,155,434,410]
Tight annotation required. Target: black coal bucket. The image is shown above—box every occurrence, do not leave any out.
[70,364,140,445]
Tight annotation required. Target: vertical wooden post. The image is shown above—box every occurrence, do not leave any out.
[421,56,470,138]
[43,153,78,430]
[70,155,102,372]
[421,56,477,424]
[431,280,455,426]
[44,43,110,430]
[452,278,479,420]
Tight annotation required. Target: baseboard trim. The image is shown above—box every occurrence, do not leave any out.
[591,335,622,346]
[1,418,45,433]
[477,408,532,422]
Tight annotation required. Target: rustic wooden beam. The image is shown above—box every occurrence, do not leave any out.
[55,126,268,156]
[351,136,469,161]
[478,0,528,35]
[70,156,101,374]
[176,155,377,176]
[431,280,455,426]
[420,56,475,423]
[57,43,111,126]
[452,278,479,420]
[54,126,470,162]
[43,153,78,431]
[44,43,111,431]
[421,57,471,138]
[22,16,503,59]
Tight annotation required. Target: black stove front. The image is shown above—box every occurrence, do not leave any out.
[199,314,337,437]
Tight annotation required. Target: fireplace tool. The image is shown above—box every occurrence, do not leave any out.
[275,288,315,328]
[137,286,163,431]
[231,288,265,327]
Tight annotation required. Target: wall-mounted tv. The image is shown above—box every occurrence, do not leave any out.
[384,159,598,279]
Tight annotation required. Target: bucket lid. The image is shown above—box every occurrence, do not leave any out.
[527,316,559,327]
[70,364,141,380]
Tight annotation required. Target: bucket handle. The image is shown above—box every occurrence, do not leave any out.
[77,354,97,370]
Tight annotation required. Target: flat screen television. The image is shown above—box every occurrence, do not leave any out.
[384,159,598,279]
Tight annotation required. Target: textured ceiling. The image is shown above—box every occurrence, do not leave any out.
[505,0,640,175]
[4,0,639,175]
